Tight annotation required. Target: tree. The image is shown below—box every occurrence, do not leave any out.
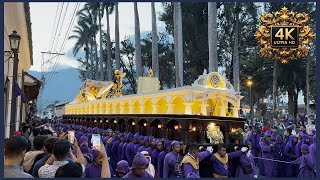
[233,2,240,92]
[114,2,121,70]
[134,2,142,79]
[103,2,115,81]
[208,2,218,72]
[151,2,159,78]
[173,2,183,87]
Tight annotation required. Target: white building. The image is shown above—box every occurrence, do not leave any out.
[54,101,70,117]
[4,2,36,138]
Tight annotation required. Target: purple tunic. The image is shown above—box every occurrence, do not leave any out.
[110,140,121,171]
[125,142,136,166]
[292,154,316,178]
[259,140,275,177]
[248,132,260,159]
[85,163,102,178]
[123,171,153,178]
[182,151,211,177]
[137,145,146,153]
[121,142,129,161]
[309,143,316,164]
[118,142,124,161]
[151,149,161,168]
[235,153,258,178]
[209,150,243,177]
[145,146,156,156]
[163,152,183,178]
[134,143,140,152]
[284,135,298,177]
[157,151,168,178]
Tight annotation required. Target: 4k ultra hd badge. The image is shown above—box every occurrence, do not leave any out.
[271,26,298,48]
[255,7,315,63]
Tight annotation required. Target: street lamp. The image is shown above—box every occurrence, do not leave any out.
[247,76,253,123]
[9,31,21,136]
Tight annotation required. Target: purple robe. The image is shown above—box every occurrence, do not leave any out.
[121,142,129,161]
[284,135,298,177]
[309,143,316,164]
[157,151,168,178]
[145,146,156,156]
[209,150,243,177]
[259,140,275,177]
[151,149,161,168]
[106,137,116,156]
[110,140,121,171]
[273,136,286,177]
[235,153,258,178]
[292,154,316,178]
[85,162,114,178]
[163,152,183,178]
[125,142,136,166]
[123,171,153,178]
[134,143,140,152]
[137,145,146,153]
[118,142,124,161]
[182,151,211,177]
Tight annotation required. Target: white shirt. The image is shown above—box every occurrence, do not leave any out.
[38,161,68,178]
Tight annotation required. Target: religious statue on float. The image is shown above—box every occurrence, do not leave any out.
[206,123,224,144]
[109,68,126,97]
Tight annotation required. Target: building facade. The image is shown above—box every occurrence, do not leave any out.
[4,2,36,138]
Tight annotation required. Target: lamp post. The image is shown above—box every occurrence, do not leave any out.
[247,77,253,123]
[9,30,21,137]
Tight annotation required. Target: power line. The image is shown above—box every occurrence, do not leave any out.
[45,3,80,84]
[47,3,61,51]
[52,3,70,54]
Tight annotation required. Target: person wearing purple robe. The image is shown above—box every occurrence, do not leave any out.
[121,133,133,161]
[235,141,258,178]
[123,153,153,178]
[110,133,124,168]
[125,133,140,166]
[157,140,171,178]
[284,134,299,177]
[115,160,130,178]
[85,148,113,178]
[273,135,286,177]
[291,144,316,178]
[309,135,316,165]
[137,136,149,153]
[209,144,247,178]
[248,129,260,164]
[163,140,183,178]
[117,135,125,162]
[295,133,310,158]
[180,144,213,178]
[151,140,163,168]
[106,130,117,157]
[259,131,275,177]
[145,136,156,155]
[135,136,145,152]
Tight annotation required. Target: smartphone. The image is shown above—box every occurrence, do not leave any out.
[68,131,75,144]
[92,134,101,149]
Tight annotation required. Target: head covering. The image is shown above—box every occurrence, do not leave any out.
[144,136,149,143]
[140,151,151,163]
[301,144,309,152]
[126,132,134,141]
[116,160,130,174]
[271,132,277,138]
[171,140,181,148]
[264,131,271,139]
[134,133,140,140]
[131,153,149,169]
[164,140,172,150]
[288,135,297,148]
[79,136,88,144]
[276,135,283,143]
[156,139,162,145]
[148,136,155,143]
[119,133,126,139]
[139,136,145,142]
[84,153,93,163]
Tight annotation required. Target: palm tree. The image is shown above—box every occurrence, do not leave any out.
[233,2,240,92]
[272,60,278,119]
[151,2,159,78]
[71,7,99,79]
[208,2,218,72]
[68,21,91,79]
[115,2,121,70]
[173,2,183,87]
[104,2,115,81]
[134,2,142,79]
[98,3,105,81]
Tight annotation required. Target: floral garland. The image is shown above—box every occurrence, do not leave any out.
[229,128,244,141]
